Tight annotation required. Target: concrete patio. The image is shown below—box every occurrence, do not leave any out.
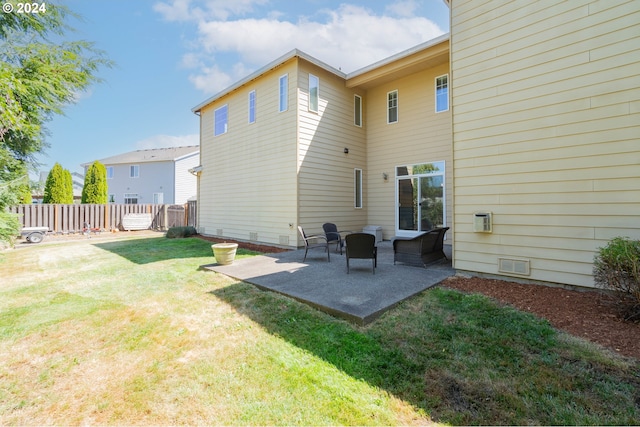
[203,241,455,325]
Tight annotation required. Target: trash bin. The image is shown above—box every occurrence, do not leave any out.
[363,225,383,244]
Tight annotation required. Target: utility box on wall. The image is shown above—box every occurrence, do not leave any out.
[473,212,492,233]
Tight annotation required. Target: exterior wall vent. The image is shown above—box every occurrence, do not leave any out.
[216,228,223,236]
[249,232,258,241]
[498,257,531,276]
[473,212,492,233]
[279,235,290,246]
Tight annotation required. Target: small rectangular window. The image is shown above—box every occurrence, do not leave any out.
[108,194,115,203]
[106,166,114,179]
[248,90,256,123]
[354,95,362,127]
[436,75,449,112]
[214,104,228,136]
[387,90,398,124]
[309,74,319,112]
[279,74,288,112]
[354,168,363,208]
[153,192,164,204]
[124,193,138,204]
[130,165,139,178]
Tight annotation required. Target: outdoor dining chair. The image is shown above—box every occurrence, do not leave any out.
[345,232,377,274]
[322,222,351,254]
[298,226,330,262]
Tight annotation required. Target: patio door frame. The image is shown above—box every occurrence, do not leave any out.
[395,160,446,238]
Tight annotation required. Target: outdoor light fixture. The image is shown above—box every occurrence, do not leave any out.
[383,172,388,181]
[343,147,349,154]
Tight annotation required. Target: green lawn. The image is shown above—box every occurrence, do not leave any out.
[1,235,638,425]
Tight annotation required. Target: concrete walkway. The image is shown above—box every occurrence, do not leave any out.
[203,241,455,325]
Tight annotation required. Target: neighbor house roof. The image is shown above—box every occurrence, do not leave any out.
[82,146,199,167]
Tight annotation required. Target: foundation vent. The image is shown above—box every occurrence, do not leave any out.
[249,232,259,241]
[498,258,531,276]
[216,228,223,236]
[279,235,290,246]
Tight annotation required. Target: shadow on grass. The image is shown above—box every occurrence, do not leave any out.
[94,237,260,265]
[211,281,640,425]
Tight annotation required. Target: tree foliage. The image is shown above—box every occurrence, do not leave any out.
[82,161,107,204]
[0,1,111,243]
[43,162,73,204]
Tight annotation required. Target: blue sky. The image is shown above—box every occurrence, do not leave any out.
[41,0,449,176]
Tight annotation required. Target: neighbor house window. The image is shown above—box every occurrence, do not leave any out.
[124,193,138,204]
[309,74,319,112]
[279,74,288,112]
[214,104,228,136]
[435,74,449,112]
[130,165,139,178]
[354,95,362,127]
[387,90,398,124]
[248,90,256,123]
[153,193,164,204]
[106,166,114,179]
[354,168,363,208]
[108,194,115,203]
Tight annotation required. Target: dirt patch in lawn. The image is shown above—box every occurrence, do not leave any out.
[442,276,640,360]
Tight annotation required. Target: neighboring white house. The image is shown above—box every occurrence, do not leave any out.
[82,146,199,205]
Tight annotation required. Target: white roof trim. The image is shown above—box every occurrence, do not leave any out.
[346,33,450,80]
[191,49,346,113]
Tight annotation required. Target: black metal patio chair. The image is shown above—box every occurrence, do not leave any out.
[345,232,377,274]
[298,226,330,262]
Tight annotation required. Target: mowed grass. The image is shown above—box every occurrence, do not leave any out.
[0,236,638,425]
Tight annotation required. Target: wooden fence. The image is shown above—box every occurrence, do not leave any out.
[8,202,198,234]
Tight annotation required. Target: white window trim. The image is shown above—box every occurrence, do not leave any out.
[387,90,398,124]
[124,193,139,204]
[106,166,114,179]
[435,74,449,113]
[130,165,139,178]
[308,73,319,113]
[354,94,362,127]
[279,74,288,112]
[248,90,256,124]
[214,104,228,136]
[354,168,363,209]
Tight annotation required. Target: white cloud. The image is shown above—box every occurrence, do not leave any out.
[135,134,200,150]
[156,1,446,94]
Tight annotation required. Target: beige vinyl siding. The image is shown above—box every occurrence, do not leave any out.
[296,60,367,237]
[198,60,299,246]
[365,63,452,240]
[451,0,640,287]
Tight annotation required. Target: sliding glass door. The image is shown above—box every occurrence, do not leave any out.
[396,161,445,237]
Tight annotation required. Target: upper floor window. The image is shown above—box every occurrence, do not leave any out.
[435,74,449,113]
[387,90,398,124]
[279,74,288,112]
[214,104,228,136]
[248,90,256,124]
[130,165,139,178]
[106,166,114,179]
[354,95,362,127]
[309,74,319,113]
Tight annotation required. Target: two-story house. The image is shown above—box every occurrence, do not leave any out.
[83,146,199,205]
[192,0,639,289]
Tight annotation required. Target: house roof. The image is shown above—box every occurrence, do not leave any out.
[191,49,345,113]
[191,35,450,113]
[83,146,199,167]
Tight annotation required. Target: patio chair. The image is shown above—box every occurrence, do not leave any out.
[298,226,330,262]
[393,227,449,268]
[322,222,350,254]
[345,233,377,274]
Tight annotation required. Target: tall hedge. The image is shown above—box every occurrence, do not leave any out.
[43,163,73,204]
[81,161,107,204]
